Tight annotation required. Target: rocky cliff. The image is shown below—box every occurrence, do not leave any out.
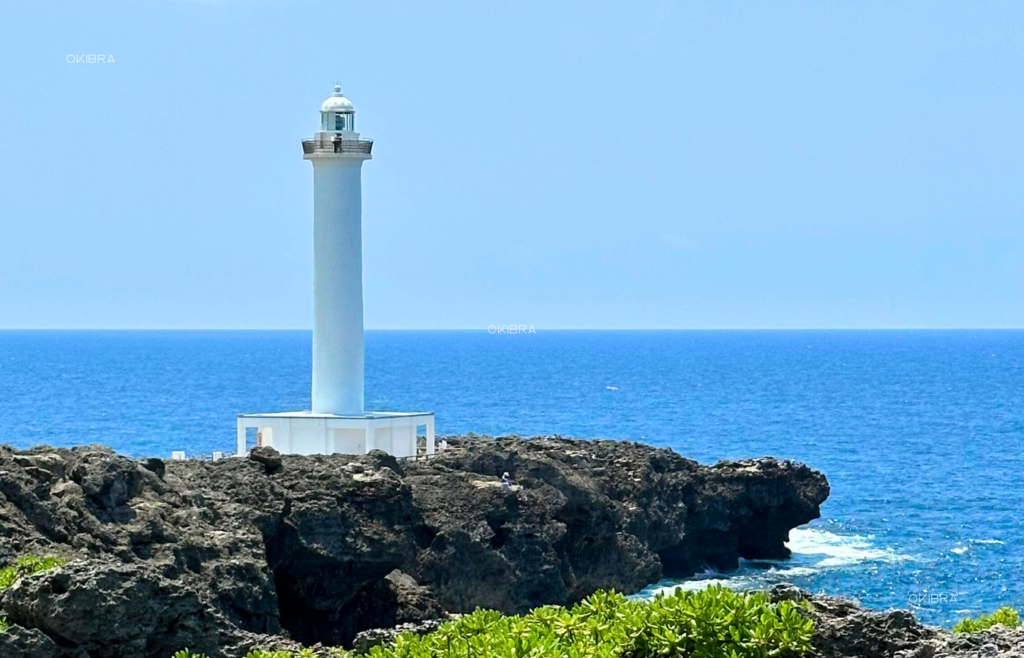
[0,435,828,657]
[769,585,1024,658]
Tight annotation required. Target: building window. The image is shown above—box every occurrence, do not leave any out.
[336,114,346,131]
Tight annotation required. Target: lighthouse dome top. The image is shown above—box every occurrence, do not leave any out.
[321,86,354,113]
[306,83,372,154]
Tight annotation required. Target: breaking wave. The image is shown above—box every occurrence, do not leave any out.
[635,527,908,599]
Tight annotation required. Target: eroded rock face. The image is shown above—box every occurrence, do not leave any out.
[0,624,64,658]
[769,585,1024,658]
[0,437,829,657]
[405,438,829,613]
[1,560,260,658]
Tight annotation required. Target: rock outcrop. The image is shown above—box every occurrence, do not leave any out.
[0,436,828,657]
[768,585,1024,658]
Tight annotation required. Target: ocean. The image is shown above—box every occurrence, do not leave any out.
[0,329,1021,626]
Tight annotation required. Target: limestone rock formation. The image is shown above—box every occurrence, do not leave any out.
[0,436,829,657]
[769,585,1024,658]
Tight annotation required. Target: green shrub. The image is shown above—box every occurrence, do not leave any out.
[0,556,67,591]
[0,555,67,633]
[242,649,338,658]
[367,585,813,658]
[953,606,1022,634]
[173,651,327,658]
[170,587,813,658]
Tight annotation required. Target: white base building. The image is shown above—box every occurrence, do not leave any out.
[236,411,434,458]
[237,86,434,458]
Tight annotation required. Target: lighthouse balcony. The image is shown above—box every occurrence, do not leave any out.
[302,135,373,156]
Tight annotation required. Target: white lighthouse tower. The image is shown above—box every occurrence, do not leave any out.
[236,86,435,457]
[309,86,368,417]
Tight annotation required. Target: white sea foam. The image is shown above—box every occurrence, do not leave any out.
[786,528,906,568]
[634,527,906,600]
[968,539,1004,545]
[772,566,819,578]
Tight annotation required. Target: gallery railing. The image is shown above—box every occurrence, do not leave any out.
[301,137,374,156]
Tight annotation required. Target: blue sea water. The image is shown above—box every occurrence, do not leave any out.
[0,329,1021,626]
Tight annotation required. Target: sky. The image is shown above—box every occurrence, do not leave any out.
[0,1,1021,330]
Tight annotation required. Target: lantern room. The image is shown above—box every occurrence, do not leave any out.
[321,85,355,132]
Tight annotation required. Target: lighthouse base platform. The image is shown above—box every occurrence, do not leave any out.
[236,411,434,458]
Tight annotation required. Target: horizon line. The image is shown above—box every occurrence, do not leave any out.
[0,327,1021,332]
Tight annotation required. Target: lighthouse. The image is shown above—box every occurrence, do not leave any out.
[309,85,369,416]
[236,86,435,457]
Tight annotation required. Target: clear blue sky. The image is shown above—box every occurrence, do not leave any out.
[1,1,1021,329]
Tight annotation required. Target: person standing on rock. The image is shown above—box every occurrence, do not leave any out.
[501,471,513,490]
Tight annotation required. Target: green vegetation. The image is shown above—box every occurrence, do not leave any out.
[174,587,814,658]
[952,606,1022,634]
[175,650,344,658]
[0,555,67,632]
[0,555,67,591]
[364,587,814,658]
[241,651,335,658]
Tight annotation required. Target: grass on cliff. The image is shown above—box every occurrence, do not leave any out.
[0,555,67,631]
[176,586,815,658]
[953,606,1022,634]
